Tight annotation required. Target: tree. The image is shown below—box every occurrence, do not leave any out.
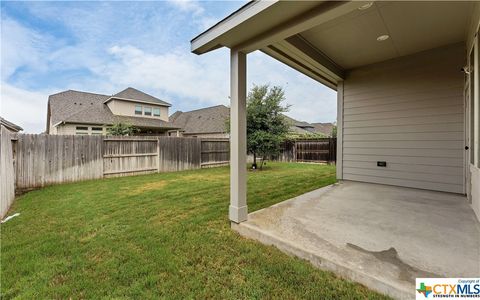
[245,85,290,169]
[330,123,337,138]
[107,123,139,136]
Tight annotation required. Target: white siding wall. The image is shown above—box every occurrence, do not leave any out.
[107,99,169,122]
[55,124,107,135]
[342,43,465,194]
[467,3,480,221]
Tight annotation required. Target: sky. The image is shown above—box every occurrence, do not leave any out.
[1,0,337,133]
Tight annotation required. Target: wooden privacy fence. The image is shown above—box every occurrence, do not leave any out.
[103,137,160,177]
[15,134,104,189]
[102,137,210,177]
[200,139,230,168]
[1,126,16,219]
[277,138,337,163]
[10,135,230,192]
[1,134,335,217]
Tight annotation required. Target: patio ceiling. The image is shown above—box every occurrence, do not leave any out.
[192,1,474,89]
[299,1,473,70]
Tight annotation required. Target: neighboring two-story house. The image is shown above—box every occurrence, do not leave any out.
[46,87,180,135]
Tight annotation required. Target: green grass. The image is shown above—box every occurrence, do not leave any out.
[1,163,388,299]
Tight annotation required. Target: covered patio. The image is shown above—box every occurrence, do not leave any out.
[233,181,480,299]
[192,1,480,299]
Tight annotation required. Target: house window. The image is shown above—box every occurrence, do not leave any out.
[91,127,103,135]
[76,126,89,135]
[144,107,152,116]
[153,108,160,117]
[135,105,142,115]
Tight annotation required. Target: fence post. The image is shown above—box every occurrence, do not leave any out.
[328,138,332,163]
[157,137,161,173]
[293,141,297,162]
[100,136,104,178]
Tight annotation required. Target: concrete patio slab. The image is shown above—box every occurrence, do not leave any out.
[232,181,480,299]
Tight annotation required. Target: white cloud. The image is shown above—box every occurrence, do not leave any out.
[103,45,337,123]
[105,45,230,105]
[167,0,204,15]
[1,17,52,80]
[0,82,51,133]
[248,52,337,123]
[165,0,222,30]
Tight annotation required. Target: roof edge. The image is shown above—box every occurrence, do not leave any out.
[180,104,228,114]
[0,117,23,132]
[49,89,110,98]
[191,0,278,55]
[104,96,172,107]
[53,120,181,129]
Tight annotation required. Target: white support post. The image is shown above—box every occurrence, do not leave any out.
[229,49,248,223]
[336,81,343,180]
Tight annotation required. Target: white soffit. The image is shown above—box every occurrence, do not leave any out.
[191,1,320,54]
[300,1,473,69]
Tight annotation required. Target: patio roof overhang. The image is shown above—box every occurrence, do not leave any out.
[190,1,477,224]
[192,1,474,90]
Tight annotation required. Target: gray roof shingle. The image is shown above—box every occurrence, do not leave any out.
[282,114,315,129]
[170,105,229,134]
[110,87,171,106]
[311,122,335,136]
[49,90,110,126]
[169,105,333,136]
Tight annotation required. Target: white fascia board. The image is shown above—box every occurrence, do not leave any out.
[261,46,338,90]
[191,0,278,54]
[273,40,343,82]
[283,35,344,80]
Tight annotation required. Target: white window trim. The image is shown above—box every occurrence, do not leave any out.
[135,105,143,115]
[144,106,152,116]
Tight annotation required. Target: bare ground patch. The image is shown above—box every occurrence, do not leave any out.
[121,181,168,196]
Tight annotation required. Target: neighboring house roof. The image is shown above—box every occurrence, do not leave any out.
[311,122,334,136]
[48,90,110,126]
[47,89,178,133]
[170,105,230,134]
[169,105,333,136]
[282,115,315,129]
[106,87,171,107]
[283,115,335,136]
[288,125,315,135]
[0,117,23,132]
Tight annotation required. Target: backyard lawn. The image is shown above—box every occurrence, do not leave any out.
[1,162,388,299]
